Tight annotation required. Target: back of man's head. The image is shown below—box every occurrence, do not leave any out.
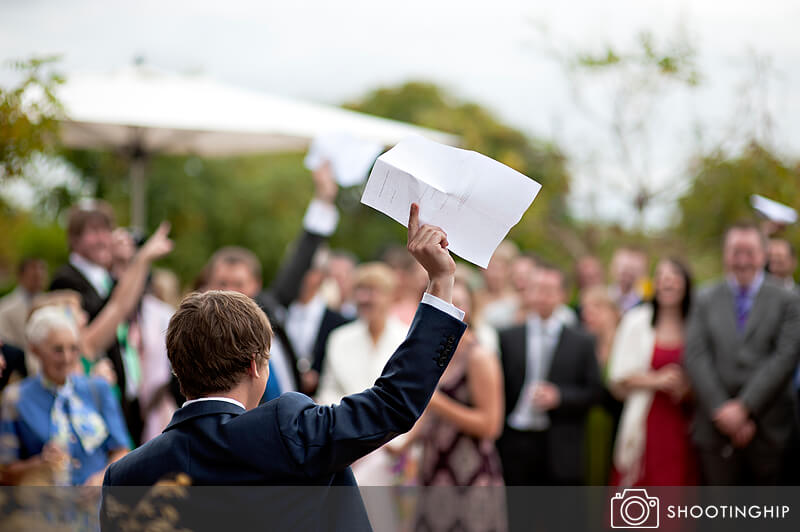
[167,291,272,399]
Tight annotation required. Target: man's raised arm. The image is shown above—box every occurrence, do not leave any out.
[273,203,466,477]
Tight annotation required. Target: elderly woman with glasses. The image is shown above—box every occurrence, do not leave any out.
[0,307,130,486]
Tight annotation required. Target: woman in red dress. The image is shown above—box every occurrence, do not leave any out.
[608,258,698,486]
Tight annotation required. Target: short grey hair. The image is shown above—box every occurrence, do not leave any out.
[25,306,79,347]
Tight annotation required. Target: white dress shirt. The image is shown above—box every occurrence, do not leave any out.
[182,396,246,410]
[302,199,339,236]
[507,314,562,431]
[69,252,113,298]
[286,295,328,365]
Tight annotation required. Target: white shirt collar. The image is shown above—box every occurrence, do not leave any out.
[726,270,765,298]
[182,396,246,410]
[526,313,563,337]
[69,252,112,298]
[288,293,327,321]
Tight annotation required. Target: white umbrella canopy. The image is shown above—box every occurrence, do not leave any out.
[53,65,459,228]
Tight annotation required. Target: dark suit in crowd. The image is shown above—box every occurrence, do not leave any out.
[0,342,26,391]
[255,229,333,396]
[101,303,466,532]
[497,321,602,485]
[685,277,800,484]
[310,308,352,373]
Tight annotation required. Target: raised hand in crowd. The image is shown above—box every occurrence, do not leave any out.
[312,160,338,203]
[81,222,174,358]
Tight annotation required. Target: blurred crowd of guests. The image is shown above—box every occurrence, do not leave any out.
[0,161,799,529]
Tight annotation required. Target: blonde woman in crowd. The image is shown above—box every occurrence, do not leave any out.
[580,285,622,485]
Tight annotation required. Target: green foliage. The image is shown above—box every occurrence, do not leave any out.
[573,31,700,86]
[60,149,316,286]
[0,56,64,181]
[0,198,67,290]
[675,144,800,280]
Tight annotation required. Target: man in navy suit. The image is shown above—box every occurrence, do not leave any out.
[101,204,466,531]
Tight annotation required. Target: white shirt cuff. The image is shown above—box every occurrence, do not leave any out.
[303,199,339,236]
[421,292,465,322]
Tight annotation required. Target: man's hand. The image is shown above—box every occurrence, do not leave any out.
[139,222,174,263]
[312,160,338,203]
[713,400,749,437]
[531,382,561,411]
[731,420,756,449]
[407,203,456,303]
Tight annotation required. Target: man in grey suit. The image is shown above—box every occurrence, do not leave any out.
[685,222,800,484]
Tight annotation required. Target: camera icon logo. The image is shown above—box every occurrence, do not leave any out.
[610,489,660,528]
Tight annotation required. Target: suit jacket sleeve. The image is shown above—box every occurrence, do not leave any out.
[311,311,350,374]
[684,290,730,416]
[738,292,800,416]
[274,303,466,479]
[268,230,326,309]
[556,333,602,415]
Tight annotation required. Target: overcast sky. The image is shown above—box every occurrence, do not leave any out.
[2,0,798,228]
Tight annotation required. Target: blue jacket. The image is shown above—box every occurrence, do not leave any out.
[101,302,465,531]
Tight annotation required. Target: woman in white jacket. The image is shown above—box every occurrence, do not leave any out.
[607,258,698,486]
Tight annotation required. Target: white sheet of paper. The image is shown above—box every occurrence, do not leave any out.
[750,194,798,224]
[360,136,542,268]
[304,132,384,187]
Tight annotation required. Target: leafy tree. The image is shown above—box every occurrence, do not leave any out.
[60,149,316,287]
[675,143,800,280]
[539,26,701,227]
[0,56,63,182]
[0,57,66,286]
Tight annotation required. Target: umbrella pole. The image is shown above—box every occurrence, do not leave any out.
[130,152,146,232]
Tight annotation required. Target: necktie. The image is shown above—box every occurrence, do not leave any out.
[734,286,749,333]
[117,322,142,399]
[48,378,109,485]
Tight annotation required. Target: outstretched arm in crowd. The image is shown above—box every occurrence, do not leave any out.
[268,161,339,308]
[81,223,174,358]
